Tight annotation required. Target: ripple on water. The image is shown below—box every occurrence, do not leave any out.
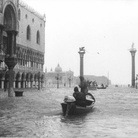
[1,87,138,138]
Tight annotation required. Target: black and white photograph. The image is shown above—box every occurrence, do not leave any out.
[0,0,138,137]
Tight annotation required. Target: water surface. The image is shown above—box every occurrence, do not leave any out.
[0,87,138,137]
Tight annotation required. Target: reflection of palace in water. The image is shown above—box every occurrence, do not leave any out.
[0,0,45,90]
[45,64,75,88]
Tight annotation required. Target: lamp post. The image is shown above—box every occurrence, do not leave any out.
[129,43,137,88]
[68,76,72,87]
[78,47,85,77]
[55,74,61,88]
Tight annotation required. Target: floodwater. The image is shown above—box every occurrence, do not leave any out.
[0,86,138,138]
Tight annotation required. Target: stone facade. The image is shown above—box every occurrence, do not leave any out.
[0,0,45,90]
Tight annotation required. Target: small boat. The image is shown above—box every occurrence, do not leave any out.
[87,81,97,91]
[61,93,95,116]
[88,86,97,90]
[97,86,106,89]
[97,84,107,89]
[97,86,107,89]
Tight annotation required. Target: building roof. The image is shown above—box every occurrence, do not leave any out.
[19,0,45,21]
[55,64,62,73]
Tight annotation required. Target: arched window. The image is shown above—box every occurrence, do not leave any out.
[25,14,28,19]
[27,25,31,40]
[18,9,20,20]
[36,30,40,44]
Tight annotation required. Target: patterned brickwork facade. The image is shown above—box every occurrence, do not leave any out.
[0,0,45,90]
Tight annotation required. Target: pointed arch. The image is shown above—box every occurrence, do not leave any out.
[3,4,17,30]
[18,9,20,21]
[36,30,40,44]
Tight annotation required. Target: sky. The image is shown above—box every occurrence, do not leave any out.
[23,0,138,85]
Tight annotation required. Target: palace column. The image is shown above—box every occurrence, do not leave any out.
[18,81,21,88]
[0,24,5,90]
[22,80,25,88]
[13,81,15,88]
[129,43,137,88]
[5,30,17,97]
[0,24,5,62]
[38,72,41,90]
[22,73,26,88]
[30,76,33,88]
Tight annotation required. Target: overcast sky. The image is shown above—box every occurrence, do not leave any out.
[23,0,138,85]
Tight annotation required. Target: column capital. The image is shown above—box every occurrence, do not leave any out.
[6,29,18,36]
[129,43,137,56]
[0,24,4,29]
[5,56,17,69]
[130,51,137,57]
[78,47,85,77]
[78,47,85,58]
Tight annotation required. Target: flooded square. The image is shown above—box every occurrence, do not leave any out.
[0,86,138,138]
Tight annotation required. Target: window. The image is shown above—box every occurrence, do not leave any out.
[25,14,28,19]
[36,30,40,44]
[27,25,31,40]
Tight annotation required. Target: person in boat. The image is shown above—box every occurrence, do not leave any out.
[79,76,88,95]
[101,83,104,88]
[73,86,86,107]
[79,77,96,104]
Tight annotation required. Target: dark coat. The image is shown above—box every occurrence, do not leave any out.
[73,91,86,107]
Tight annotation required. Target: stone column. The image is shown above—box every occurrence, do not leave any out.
[0,24,5,62]
[5,30,18,97]
[22,81,25,88]
[129,44,137,88]
[38,72,41,90]
[24,81,26,88]
[78,47,85,77]
[18,81,21,88]
[26,81,28,88]
[28,81,30,88]
[13,81,15,88]
[30,81,33,88]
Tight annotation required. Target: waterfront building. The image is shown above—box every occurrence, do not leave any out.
[45,64,74,88]
[0,0,45,90]
[45,64,110,88]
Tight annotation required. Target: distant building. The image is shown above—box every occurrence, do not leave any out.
[45,64,111,88]
[0,0,45,89]
[84,75,111,86]
[45,64,74,88]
